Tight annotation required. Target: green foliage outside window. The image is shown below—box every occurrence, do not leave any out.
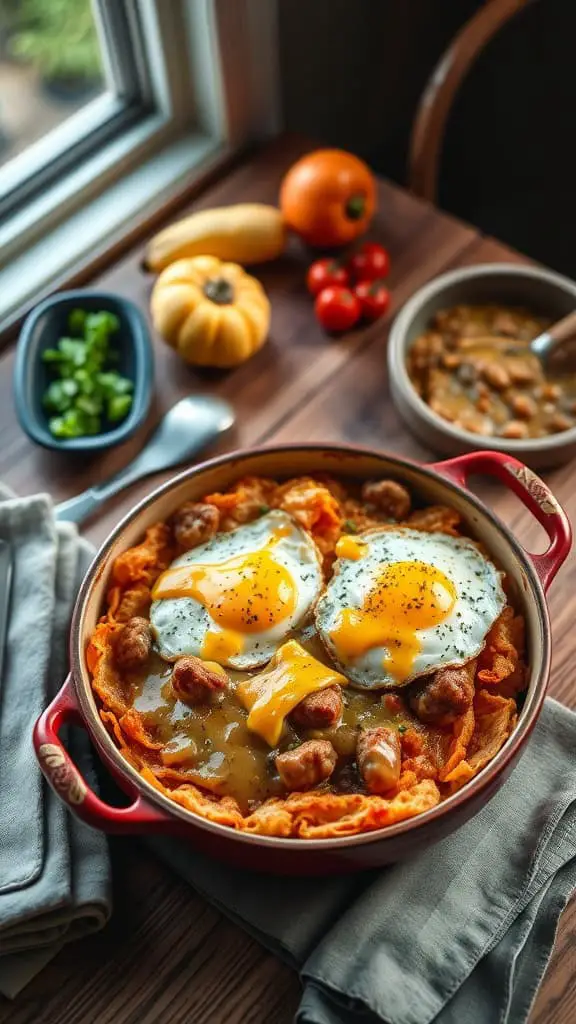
[8,0,102,82]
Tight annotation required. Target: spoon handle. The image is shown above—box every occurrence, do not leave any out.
[54,396,234,525]
[54,489,104,524]
[54,463,148,525]
[532,310,576,359]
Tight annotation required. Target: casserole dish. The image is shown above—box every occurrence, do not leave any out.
[34,445,571,873]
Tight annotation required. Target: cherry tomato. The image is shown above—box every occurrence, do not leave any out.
[315,286,361,332]
[306,258,349,296]
[354,279,391,321]
[348,242,390,282]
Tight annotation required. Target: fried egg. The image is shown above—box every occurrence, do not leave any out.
[315,528,506,689]
[150,510,323,669]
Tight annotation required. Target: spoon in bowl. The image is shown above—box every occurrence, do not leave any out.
[527,309,576,364]
[459,310,576,368]
[55,395,234,525]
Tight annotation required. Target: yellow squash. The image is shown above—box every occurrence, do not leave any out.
[144,203,285,272]
[150,255,270,368]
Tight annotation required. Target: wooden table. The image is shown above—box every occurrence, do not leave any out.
[0,135,574,1024]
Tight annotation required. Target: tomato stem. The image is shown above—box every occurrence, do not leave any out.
[369,278,388,294]
[345,194,366,220]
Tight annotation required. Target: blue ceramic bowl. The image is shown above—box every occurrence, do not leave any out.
[14,290,154,452]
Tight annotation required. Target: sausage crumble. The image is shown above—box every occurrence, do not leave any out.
[290,686,343,729]
[275,740,337,791]
[171,501,219,550]
[171,656,228,705]
[114,617,152,670]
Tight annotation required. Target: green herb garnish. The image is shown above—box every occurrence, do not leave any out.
[398,724,408,734]
[342,519,358,534]
[42,309,133,439]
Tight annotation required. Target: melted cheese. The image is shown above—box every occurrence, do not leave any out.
[237,639,347,746]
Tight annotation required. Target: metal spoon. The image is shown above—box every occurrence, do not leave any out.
[460,310,576,367]
[528,310,576,364]
[55,396,234,525]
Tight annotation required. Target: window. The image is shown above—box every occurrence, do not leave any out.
[0,0,280,335]
[0,0,153,219]
[0,0,107,172]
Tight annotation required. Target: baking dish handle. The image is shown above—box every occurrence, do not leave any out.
[430,450,572,591]
[34,674,172,834]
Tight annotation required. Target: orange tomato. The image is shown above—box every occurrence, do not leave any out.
[279,149,376,248]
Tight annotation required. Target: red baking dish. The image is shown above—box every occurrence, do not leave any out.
[34,445,571,873]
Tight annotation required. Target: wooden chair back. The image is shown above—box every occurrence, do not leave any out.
[408,0,531,202]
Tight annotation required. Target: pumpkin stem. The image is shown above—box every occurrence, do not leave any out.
[345,194,366,221]
[204,278,235,304]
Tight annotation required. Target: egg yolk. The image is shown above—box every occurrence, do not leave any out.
[152,549,297,634]
[335,535,368,561]
[200,630,245,663]
[330,559,457,683]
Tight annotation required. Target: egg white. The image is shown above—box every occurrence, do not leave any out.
[150,510,323,669]
[315,528,506,689]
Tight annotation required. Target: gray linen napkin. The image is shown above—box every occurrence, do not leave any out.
[0,487,111,999]
[150,697,576,1024]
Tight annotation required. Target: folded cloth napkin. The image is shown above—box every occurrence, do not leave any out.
[150,697,576,1024]
[0,486,111,999]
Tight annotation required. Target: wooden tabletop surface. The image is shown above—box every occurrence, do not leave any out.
[0,134,574,1024]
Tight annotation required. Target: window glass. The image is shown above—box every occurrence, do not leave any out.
[0,0,106,171]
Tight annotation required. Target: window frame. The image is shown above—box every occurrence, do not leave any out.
[0,0,280,338]
[0,1,153,221]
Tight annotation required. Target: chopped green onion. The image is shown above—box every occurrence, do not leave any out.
[68,308,87,335]
[107,394,133,422]
[41,308,133,439]
[61,379,79,398]
[96,371,133,397]
[42,347,63,363]
[76,395,102,416]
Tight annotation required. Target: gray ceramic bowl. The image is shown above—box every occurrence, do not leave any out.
[388,263,576,469]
